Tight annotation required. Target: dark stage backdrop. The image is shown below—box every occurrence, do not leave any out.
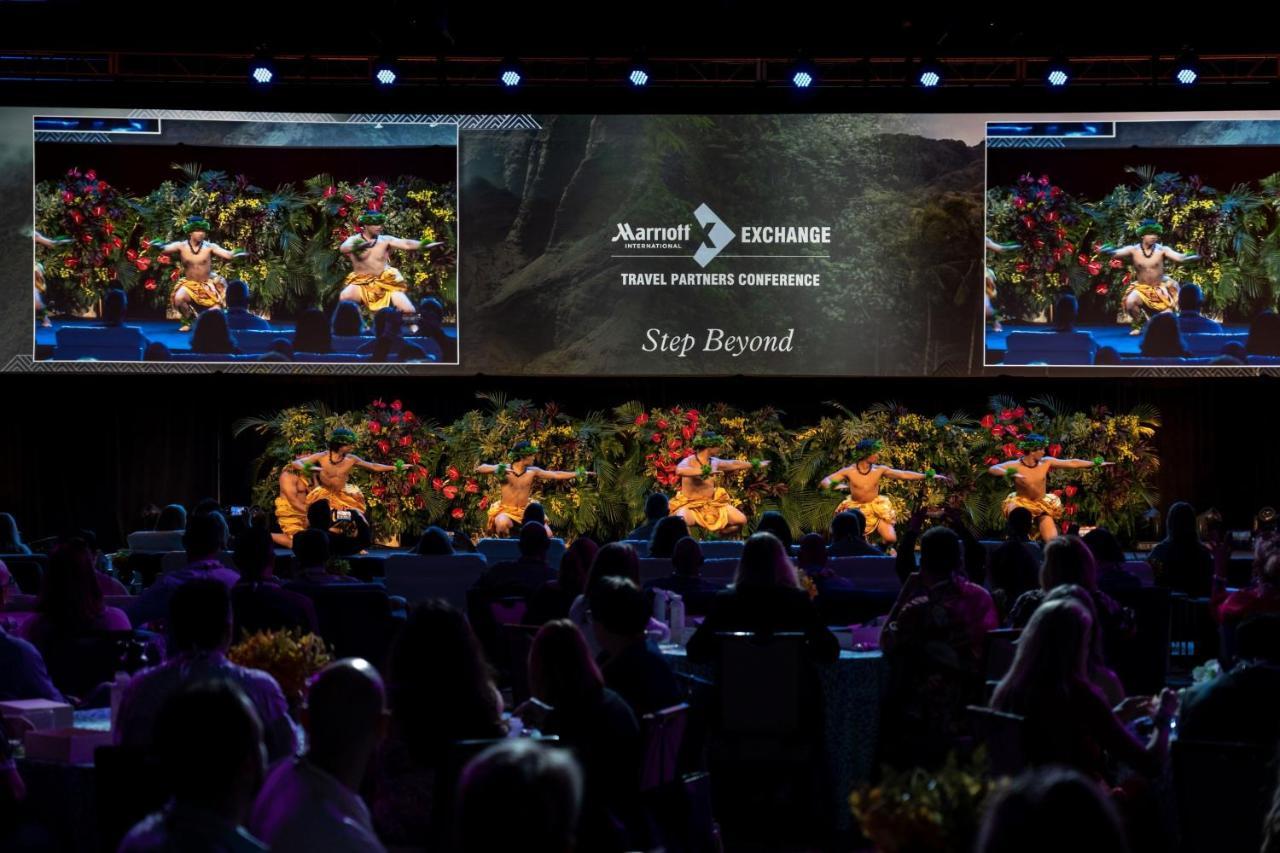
[2,373,1276,549]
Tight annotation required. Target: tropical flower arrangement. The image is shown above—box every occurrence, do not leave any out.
[236,394,1161,542]
[228,628,332,708]
[34,164,457,317]
[850,749,1006,853]
[988,166,1279,321]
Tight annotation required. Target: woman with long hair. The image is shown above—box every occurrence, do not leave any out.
[992,597,1175,780]
[190,308,240,355]
[1147,501,1213,597]
[686,532,836,662]
[22,541,131,648]
[1139,311,1190,357]
[370,600,506,847]
[0,512,31,554]
[647,515,689,559]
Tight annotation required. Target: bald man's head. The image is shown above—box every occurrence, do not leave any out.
[304,658,388,767]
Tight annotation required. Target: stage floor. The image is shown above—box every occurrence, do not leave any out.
[35,317,458,358]
[985,323,1249,359]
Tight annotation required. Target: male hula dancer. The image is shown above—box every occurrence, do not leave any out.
[985,236,1020,334]
[152,216,248,331]
[34,229,72,328]
[339,210,443,319]
[669,432,768,538]
[272,461,312,548]
[292,427,399,518]
[988,433,1113,541]
[475,440,589,537]
[820,438,953,546]
[1101,218,1200,335]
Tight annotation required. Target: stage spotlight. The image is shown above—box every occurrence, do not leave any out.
[249,54,275,86]
[1174,51,1198,85]
[1046,57,1070,87]
[499,57,523,88]
[373,57,399,87]
[789,58,817,89]
[917,60,942,88]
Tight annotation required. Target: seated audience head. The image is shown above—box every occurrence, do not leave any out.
[558,537,599,598]
[268,337,294,358]
[156,503,187,532]
[977,766,1128,853]
[671,537,705,577]
[918,525,963,582]
[755,510,793,550]
[523,501,548,527]
[373,306,402,340]
[303,658,388,771]
[1081,527,1125,568]
[992,597,1092,711]
[643,492,670,522]
[1040,535,1098,591]
[225,279,251,310]
[193,498,222,518]
[585,542,641,594]
[648,515,690,558]
[0,511,26,551]
[154,680,266,821]
[1006,507,1034,540]
[1093,345,1121,365]
[1236,613,1280,665]
[293,308,332,353]
[232,525,275,582]
[1178,283,1206,313]
[458,740,583,853]
[1041,583,1109,670]
[307,499,334,531]
[389,600,502,763]
[331,300,363,336]
[734,531,798,589]
[414,525,454,556]
[169,578,234,654]
[587,576,650,651]
[191,308,236,354]
[257,350,290,363]
[1052,291,1079,331]
[1221,341,1248,362]
[1211,354,1244,366]
[530,619,602,709]
[518,520,551,560]
[183,510,228,562]
[418,295,444,321]
[102,287,127,326]
[797,532,827,570]
[292,528,330,572]
[1140,311,1190,357]
[1165,500,1200,543]
[1247,310,1280,356]
[40,540,105,625]
[831,509,867,542]
[143,341,172,361]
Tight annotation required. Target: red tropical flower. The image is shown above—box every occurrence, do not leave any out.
[1109,258,1123,269]
[126,248,138,261]
[980,414,995,429]
[85,169,97,181]
[992,425,1005,436]
[399,435,412,447]
[1002,443,1019,457]
[1052,489,1064,497]
[388,415,400,425]
[1015,262,1031,273]
[402,412,415,423]
[651,433,662,443]
[465,481,480,494]
[1021,216,1036,230]
[337,206,348,217]
[451,507,465,519]
[668,438,682,450]
[323,186,336,198]
[443,485,458,499]
[343,193,355,203]
[1048,443,1063,457]
[377,440,391,454]
[1038,174,1050,186]
[61,191,74,204]
[1012,407,1026,419]
[1050,186,1062,197]
[143,279,156,290]
[686,409,700,418]
[1087,262,1102,276]
[634,412,649,426]
[999,409,1013,421]
[1064,485,1078,498]
[409,450,421,464]
[134,258,150,271]
[479,496,491,509]
[984,456,1000,466]
[446,466,461,481]
[371,485,386,498]
[1012,196,1026,209]
[368,421,381,434]
[668,451,682,460]
[431,477,444,491]
[1064,504,1078,516]
[656,419,669,430]
[681,425,695,440]
[390,400,403,411]
[1095,284,1109,295]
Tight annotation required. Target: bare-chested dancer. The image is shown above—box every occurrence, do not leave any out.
[820,438,953,545]
[669,432,768,538]
[292,427,398,519]
[34,229,72,328]
[475,440,588,536]
[987,433,1112,540]
[338,209,442,319]
[985,236,1020,333]
[1101,219,1200,335]
[152,216,248,331]
[272,462,311,548]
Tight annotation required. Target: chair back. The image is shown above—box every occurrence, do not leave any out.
[640,703,690,791]
[965,705,1028,777]
[383,553,487,611]
[717,632,804,737]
